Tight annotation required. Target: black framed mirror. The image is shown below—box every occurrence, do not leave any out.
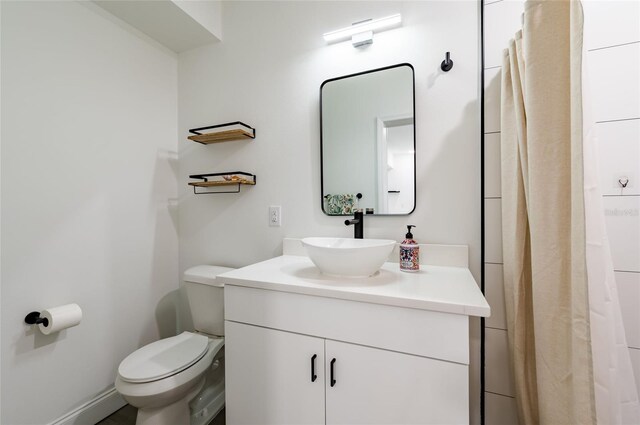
[320,63,416,216]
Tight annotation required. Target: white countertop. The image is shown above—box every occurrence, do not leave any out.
[219,255,490,317]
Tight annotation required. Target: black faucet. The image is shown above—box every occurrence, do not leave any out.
[344,210,364,239]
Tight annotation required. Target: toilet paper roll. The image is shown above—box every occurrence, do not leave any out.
[38,303,82,335]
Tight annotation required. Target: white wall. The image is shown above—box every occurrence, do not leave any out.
[177,0,481,421]
[0,2,179,423]
[584,0,640,407]
[482,1,640,423]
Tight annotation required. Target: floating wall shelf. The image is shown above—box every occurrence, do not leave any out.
[187,121,256,144]
[188,172,257,195]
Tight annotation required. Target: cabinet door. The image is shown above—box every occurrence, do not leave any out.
[225,321,325,425]
[326,340,468,425]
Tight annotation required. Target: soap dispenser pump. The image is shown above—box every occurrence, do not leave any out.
[400,225,419,272]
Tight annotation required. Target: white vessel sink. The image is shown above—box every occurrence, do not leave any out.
[301,237,396,278]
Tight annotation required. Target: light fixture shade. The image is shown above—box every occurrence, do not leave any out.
[323,14,402,43]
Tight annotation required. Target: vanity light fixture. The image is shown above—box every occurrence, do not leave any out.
[323,13,402,47]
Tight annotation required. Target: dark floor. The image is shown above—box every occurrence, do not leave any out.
[96,405,225,425]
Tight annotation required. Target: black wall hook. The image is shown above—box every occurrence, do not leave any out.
[25,311,48,327]
[441,52,453,72]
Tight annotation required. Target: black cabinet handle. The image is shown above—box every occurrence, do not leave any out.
[311,354,317,382]
[330,358,336,387]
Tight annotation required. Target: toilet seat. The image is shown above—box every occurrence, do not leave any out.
[119,332,209,383]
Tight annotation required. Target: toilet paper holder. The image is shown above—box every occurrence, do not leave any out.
[24,303,82,334]
[24,311,49,327]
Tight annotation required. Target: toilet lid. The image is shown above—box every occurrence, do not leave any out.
[118,332,209,383]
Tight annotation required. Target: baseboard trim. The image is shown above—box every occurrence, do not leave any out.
[48,387,126,425]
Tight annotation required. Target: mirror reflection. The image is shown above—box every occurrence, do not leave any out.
[321,64,415,215]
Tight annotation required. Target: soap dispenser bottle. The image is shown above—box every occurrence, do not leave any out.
[400,225,419,272]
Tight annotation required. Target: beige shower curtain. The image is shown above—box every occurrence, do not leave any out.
[500,1,596,423]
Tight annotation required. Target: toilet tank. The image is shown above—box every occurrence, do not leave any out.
[183,265,234,336]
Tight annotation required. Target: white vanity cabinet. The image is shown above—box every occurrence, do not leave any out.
[221,254,490,425]
[226,319,468,425]
[225,321,325,424]
[324,339,468,425]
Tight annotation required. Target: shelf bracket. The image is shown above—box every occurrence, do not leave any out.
[188,171,257,195]
[188,121,256,139]
[192,184,243,195]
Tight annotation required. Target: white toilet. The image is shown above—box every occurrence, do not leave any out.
[115,265,233,425]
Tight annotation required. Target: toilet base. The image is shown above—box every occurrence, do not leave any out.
[135,377,205,425]
[190,354,225,425]
[190,383,225,425]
